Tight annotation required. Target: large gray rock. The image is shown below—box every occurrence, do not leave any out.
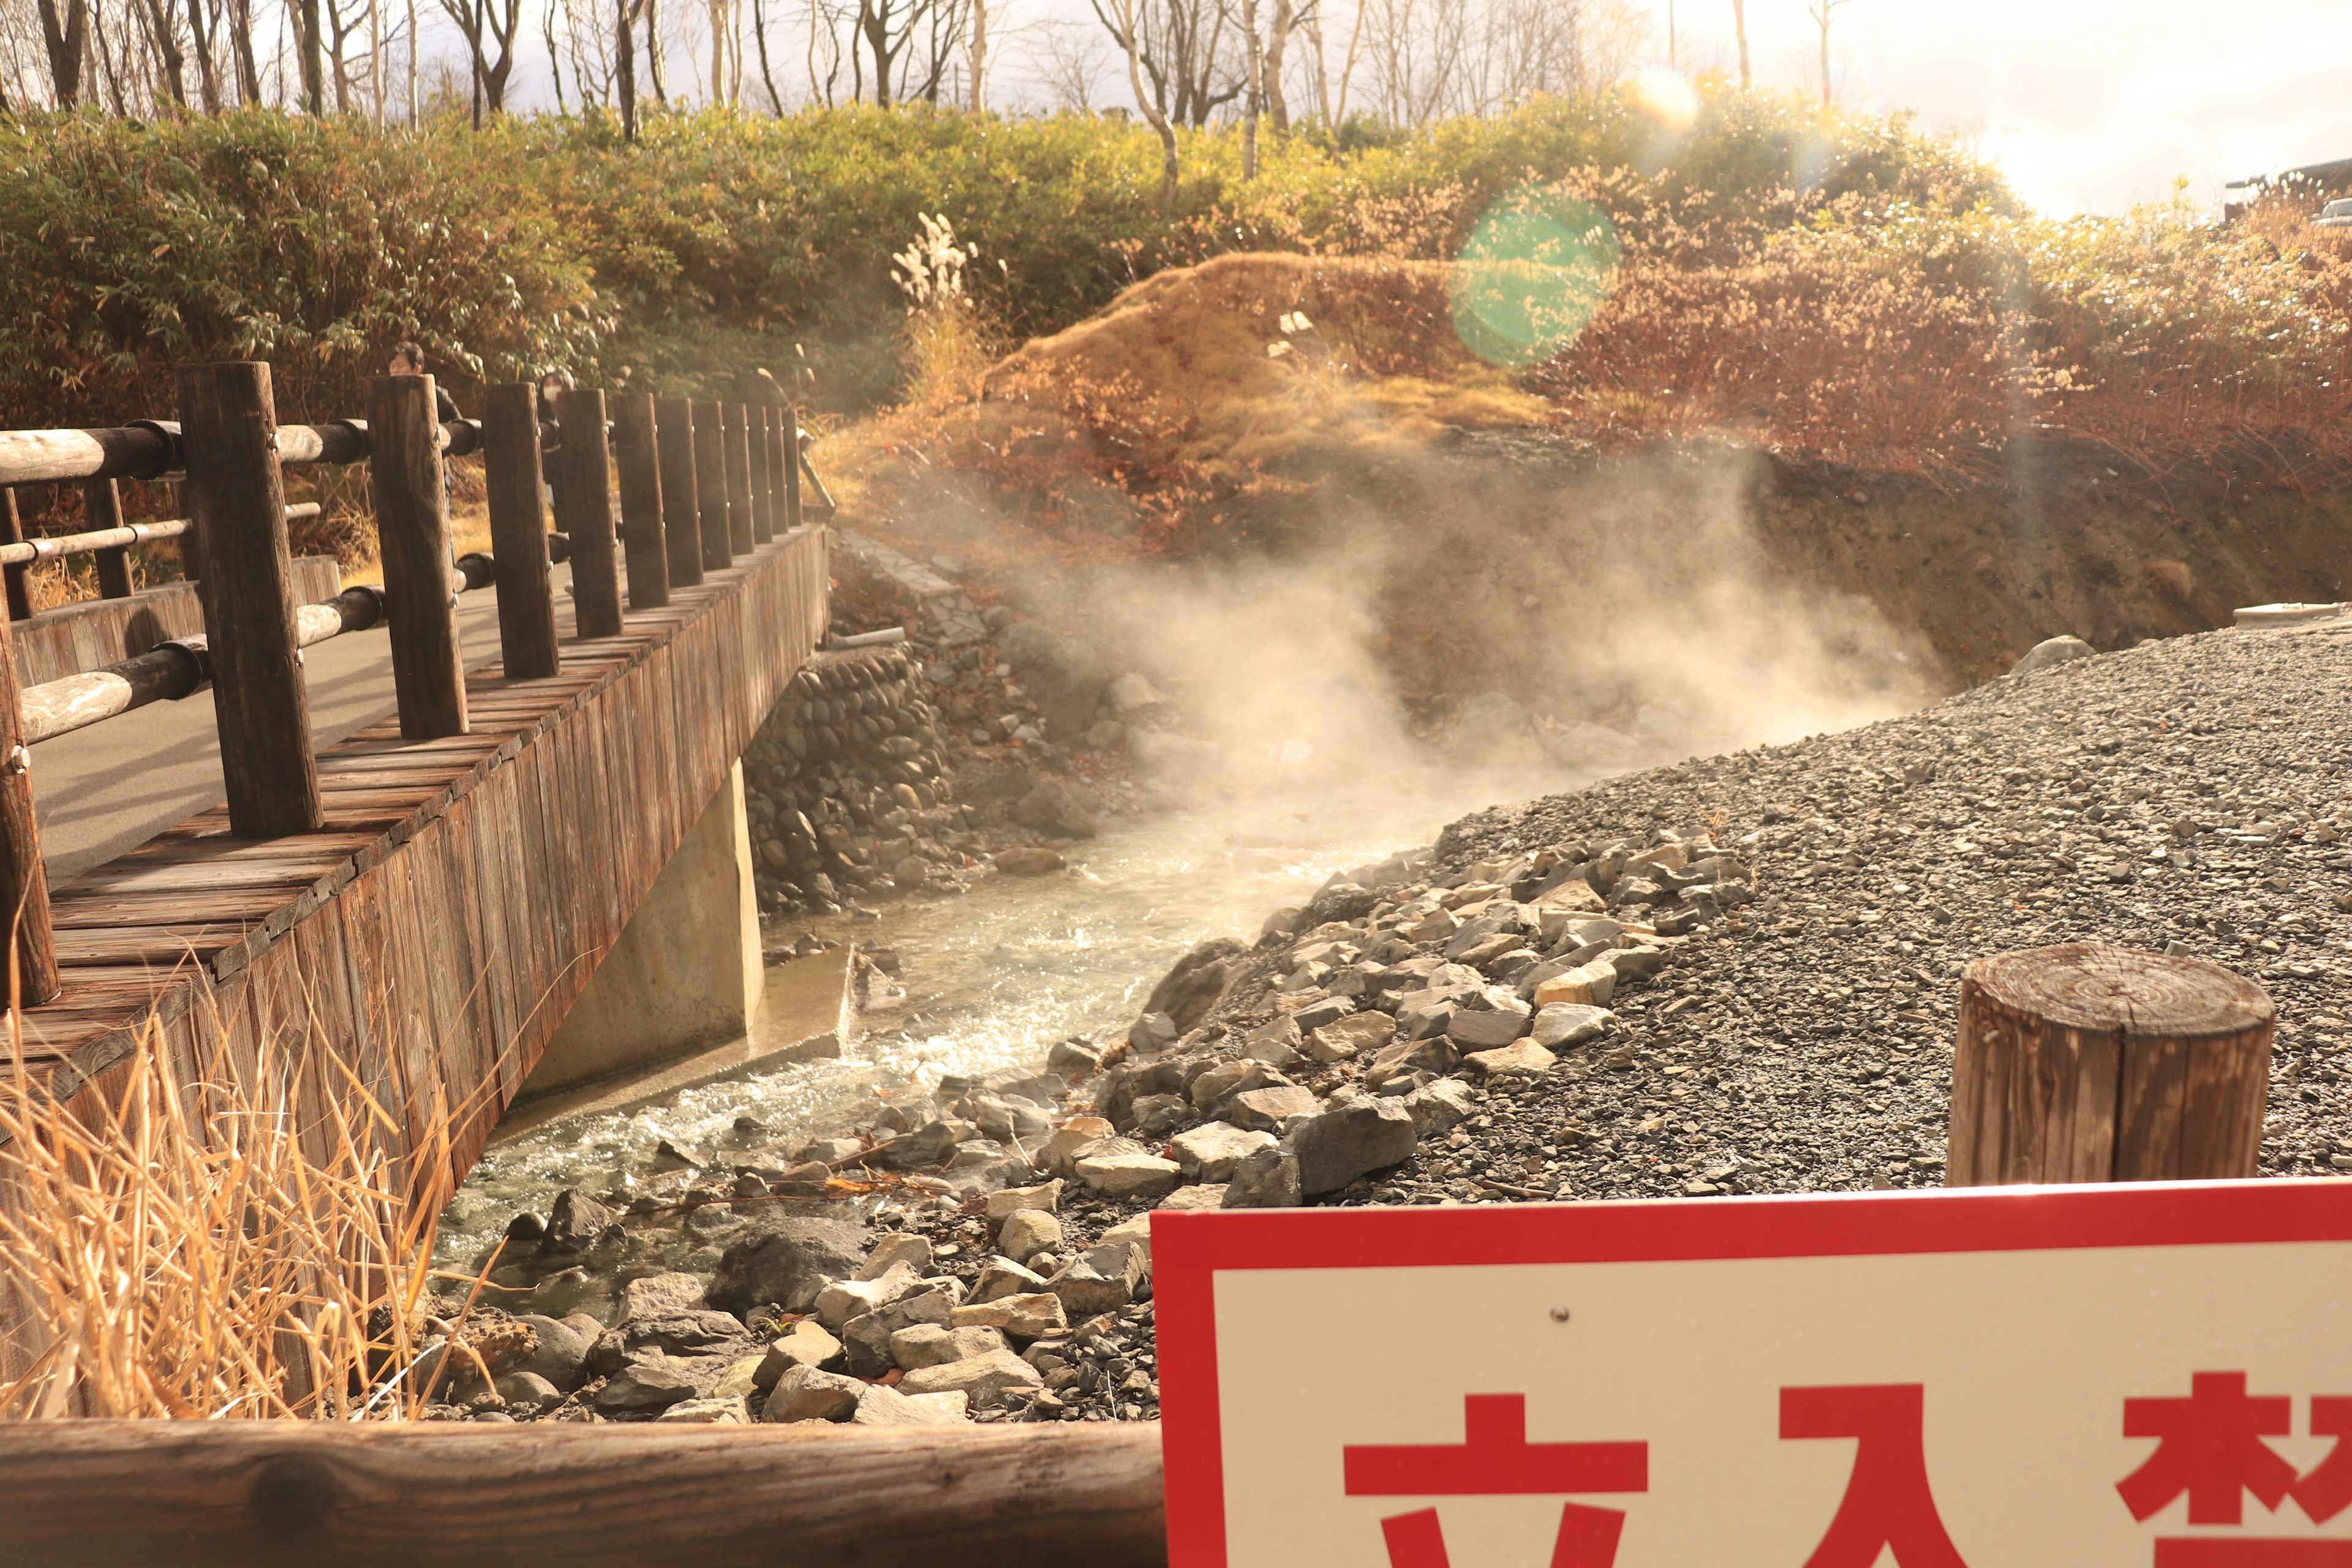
[2011,635,2096,676]
[1221,1147,1302,1209]
[997,1208,1063,1264]
[1532,1003,1615,1050]
[1289,1098,1418,1196]
[1170,1121,1276,1182]
[1447,995,1533,1049]
[763,1363,864,1423]
[840,1283,959,1376]
[1225,1085,1320,1134]
[815,1260,925,1330]
[707,1216,871,1314]
[592,1350,717,1412]
[897,1346,1044,1410]
[890,1323,1009,1370]
[1074,1144,1183,1201]
[1401,1078,1477,1136]
[514,1314,594,1392]
[1143,938,1246,1030]
[1047,1242,1148,1316]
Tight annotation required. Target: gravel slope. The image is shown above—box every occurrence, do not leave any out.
[1324,617,2352,1205]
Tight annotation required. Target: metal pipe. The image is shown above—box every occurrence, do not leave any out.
[825,627,907,649]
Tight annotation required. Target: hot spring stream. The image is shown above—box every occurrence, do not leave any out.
[432,769,1564,1273]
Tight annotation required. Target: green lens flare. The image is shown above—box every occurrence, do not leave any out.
[1449,194,1621,368]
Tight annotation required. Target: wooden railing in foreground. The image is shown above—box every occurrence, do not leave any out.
[0,1421,1167,1567]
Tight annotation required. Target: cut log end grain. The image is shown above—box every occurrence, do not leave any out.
[1965,942,2274,1040]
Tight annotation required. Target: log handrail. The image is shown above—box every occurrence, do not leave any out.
[0,503,320,570]
[0,1421,1168,1568]
[0,418,481,486]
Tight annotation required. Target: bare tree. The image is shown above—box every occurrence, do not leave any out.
[1261,0,1297,129]
[1093,0,1179,202]
[36,0,89,105]
[1730,0,1747,88]
[1031,21,1104,108]
[1807,0,1845,107]
[134,0,190,107]
[225,0,261,102]
[964,0,983,110]
[438,0,522,120]
[1238,0,1258,175]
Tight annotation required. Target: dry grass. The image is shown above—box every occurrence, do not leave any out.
[0,992,479,1420]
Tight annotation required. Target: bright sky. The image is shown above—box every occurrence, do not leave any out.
[1636,0,2352,215]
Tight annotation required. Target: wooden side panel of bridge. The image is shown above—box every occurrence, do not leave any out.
[12,526,827,1212]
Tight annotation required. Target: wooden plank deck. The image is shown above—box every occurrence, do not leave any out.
[7,526,829,1220]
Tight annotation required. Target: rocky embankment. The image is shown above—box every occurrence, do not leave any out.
[741,533,1190,916]
[416,617,2352,1426]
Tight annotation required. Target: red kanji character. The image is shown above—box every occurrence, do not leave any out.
[2118,1373,2296,1526]
[1781,1384,1971,1567]
[2291,1396,2352,1524]
[1346,1394,1647,1568]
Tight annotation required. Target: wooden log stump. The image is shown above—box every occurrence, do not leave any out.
[610,393,669,610]
[176,360,322,839]
[722,403,755,554]
[652,397,704,589]
[481,383,561,680]
[553,386,623,638]
[690,401,732,572]
[0,596,57,1008]
[1947,942,2274,1185]
[365,375,469,739]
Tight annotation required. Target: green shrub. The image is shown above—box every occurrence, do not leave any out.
[0,88,2005,427]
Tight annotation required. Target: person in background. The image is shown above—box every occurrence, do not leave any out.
[387,342,462,424]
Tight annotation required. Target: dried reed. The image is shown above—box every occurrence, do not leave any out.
[0,986,454,1420]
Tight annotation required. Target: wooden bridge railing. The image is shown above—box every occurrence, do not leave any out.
[0,364,814,1014]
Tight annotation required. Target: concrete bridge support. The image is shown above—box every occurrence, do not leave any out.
[524,762,764,1096]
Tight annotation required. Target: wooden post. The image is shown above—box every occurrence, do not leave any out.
[745,405,775,545]
[654,398,704,590]
[482,383,561,680]
[611,394,669,610]
[366,374,469,739]
[176,361,322,839]
[771,409,799,536]
[690,401,732,572]
[0,597,58,1009]
[722,403,755,554]
[782,405,804,532]
[81,478,134,599]
[1,489,32,621]
[1946,942,2274,1185]
[554,386,623,639]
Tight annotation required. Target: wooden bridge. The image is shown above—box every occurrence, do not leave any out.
[0,363,829,1222]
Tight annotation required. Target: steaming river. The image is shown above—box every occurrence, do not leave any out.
[432,769,1561,1270]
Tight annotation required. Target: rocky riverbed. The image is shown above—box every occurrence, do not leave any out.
[413,616,2352,1427]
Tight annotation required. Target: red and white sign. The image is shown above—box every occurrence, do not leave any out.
[1152,1181,2352,1566]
